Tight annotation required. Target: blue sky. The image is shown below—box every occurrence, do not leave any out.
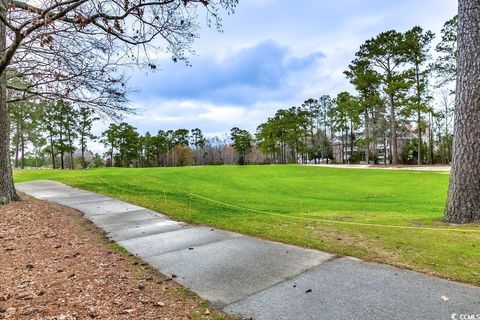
[92,0,457,151]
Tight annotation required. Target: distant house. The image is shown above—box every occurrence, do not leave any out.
[331,137,345,163]
[330,123,418,164]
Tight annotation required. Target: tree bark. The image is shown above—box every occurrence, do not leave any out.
[444,0,480,223]
[0,0,19,204]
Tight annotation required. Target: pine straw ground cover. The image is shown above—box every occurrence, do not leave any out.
[0,195,233,320]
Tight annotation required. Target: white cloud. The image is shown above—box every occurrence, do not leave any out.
[87,0,457,154]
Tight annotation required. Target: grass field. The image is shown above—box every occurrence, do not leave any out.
[14,165,480,286]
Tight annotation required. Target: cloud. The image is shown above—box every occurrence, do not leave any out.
[130,40,325,105]
[118,98,276,136]
[87,0,457,154]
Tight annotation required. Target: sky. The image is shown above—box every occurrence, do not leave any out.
[91,0,457,152]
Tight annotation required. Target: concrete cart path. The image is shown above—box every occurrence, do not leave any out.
[17,180,480,320]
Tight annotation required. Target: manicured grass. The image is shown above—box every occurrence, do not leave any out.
[14,165,480,286]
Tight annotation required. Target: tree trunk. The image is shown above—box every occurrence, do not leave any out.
[110,145,114,167]
[20,130,25,169]
[428,112,434,164]
[389,94,398,164]
[59,131,64,169]
[444,0,480,223]
[417,109,422,165]
[415,65,422,166]
[49,136,56,169]
[0,0,19,204]
[14,120,19,168]
[364,109,369,164]
[60,151,64,169]
[70,151,74,170]
[81,142,87,169]
[384,134,387,165]
[350,120,354,163]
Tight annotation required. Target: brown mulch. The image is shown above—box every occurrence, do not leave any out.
[0,195,231,320]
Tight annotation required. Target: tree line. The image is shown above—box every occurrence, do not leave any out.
[100,123,257,167]
[10,100,98,170]
[256,19,456,166]
[9,17,457,169]
[9,102,264,168]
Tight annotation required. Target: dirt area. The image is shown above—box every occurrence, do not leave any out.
[0,195,233,320]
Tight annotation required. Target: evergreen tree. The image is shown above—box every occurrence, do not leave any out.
[354,30,413,164]
[434,16,457,89]
[230,127,254,165]
[404,26,435,165]
[101,123,120,167]
[78,107,99,169]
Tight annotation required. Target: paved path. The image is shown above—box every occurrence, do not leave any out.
[17,180,479,320]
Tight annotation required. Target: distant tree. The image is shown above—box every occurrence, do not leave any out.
[57,102,79,169]
[301,98,320,162]
[345,58,383,164]
[78,107,99,169]
[101,124,120,167]
[436,90,454,164]
[41,102,60,169]
[256,121,279,163]
[174,129,190,147]
[152,130,170,167]
[311,129,333,163]
[174,145,195,166]
[190,128,206,165]
[116,123,140,167]
[9,100,42,169]
[40,100,78,169]
[354,30,413,164]
[30,130,47,169]
[329,92,361,163]
[230,127,254,165]
[318,95,334,162]
[404,26,435,165]
[165,130,176,166]
[140,132,155,167]
[444,2,480,223]
[434,16,458,89]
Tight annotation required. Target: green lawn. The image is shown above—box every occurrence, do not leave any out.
[14,165,480,286]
